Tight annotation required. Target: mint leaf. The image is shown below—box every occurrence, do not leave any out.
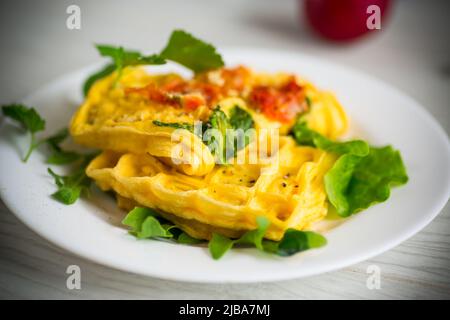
[160,30,224,74]
[48,167,91,205]
[84,30,224,95]
[45,128,82,165]
[205,107,231,164]
[96,45,166,67]
[229,106,254,131]
[2,104,45,133]
[324,146,408,217]
[83,46,166,96]
[2,104,46,162]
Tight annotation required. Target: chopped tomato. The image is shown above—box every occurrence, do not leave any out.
[182,94,206,111]
[125,84,177,106]
[221,65,251,93]
[249,77,307,123]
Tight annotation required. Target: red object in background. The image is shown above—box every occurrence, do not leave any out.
[304,0,392,42]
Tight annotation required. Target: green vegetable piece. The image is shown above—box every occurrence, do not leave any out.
[177,232,203,244]
[83,64,116,96]
[160,30,224,74]
[2,104,46,162]
[208,233,235,260]
[45,128,82,165]
[291,121,368,157]
[229,106,254,131]
[152,120,194,132]
[325,146,408,217]
[47,167,91,205]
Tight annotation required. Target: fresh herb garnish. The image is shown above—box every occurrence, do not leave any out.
[160,29,224,74]
[122,207,200,242]
[324,146,408,217]
[208,216,326,259]
[82,64,116,97]
[45,128,82,164]
[2,104,46,162]
[291,120,368,156]
[83,30,224,96]
[152,120,194,132]
[291,119,408,217]
[205,106,254,163]
[229,106,254,132]
[48,167,90,205]
[95,45,166,85]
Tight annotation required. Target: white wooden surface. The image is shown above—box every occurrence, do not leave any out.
[0,0,449,299]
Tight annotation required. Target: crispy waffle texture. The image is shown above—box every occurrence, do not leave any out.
[86,137,337,240]
[72,67,348,240]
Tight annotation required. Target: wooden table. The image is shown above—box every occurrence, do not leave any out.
[0,0,449,299]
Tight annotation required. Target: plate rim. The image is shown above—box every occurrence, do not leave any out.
[1,47,449,283]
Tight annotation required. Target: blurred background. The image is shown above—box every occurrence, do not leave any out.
[0,0,449,299]
[0,0,448,135]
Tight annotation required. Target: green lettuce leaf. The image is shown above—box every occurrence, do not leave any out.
[292,120,408,217]
[324,146,408,217]
[291,121,368,157]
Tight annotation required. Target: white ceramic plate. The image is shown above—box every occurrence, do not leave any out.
[1,48,449,283]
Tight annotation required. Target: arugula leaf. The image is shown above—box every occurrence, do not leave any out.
[263,230,327,257]
[139,216,173,239]
[208,216,326,259]
[152,120,194,132]
[209,234,235,260]
[83,64,116,96]
[122,207,174,239]
[235,216,270,250]
[324,146,408,217]
[209,216,270,260]
[291,121,368,157]
[45,128,82,165]
[160,30,224,74]
[2,104,46,162]
[122,207,153,232]
[177,232,203,244]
